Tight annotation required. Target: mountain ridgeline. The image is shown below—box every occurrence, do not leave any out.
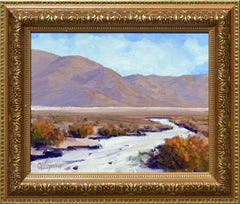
[31,49,208,107]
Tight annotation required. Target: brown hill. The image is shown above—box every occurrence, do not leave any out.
[31,49,208,107]
[147,74,208,106]
[124,74,208,107]
[31,49,161,107]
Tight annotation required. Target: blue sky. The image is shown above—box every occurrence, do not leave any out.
[31,33,208,76]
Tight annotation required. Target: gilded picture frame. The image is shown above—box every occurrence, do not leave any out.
[0,0,239,203]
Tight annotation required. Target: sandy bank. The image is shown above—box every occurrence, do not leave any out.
[56,137,98,149]
[31,137,99,155]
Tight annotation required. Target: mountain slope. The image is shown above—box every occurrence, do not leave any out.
[31,49,208,107]
[147,74,208,106]
[31,50,161,107]
[124,74,208,107]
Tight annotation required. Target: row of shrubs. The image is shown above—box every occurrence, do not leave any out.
[31,119,176,148]
[31,118,94,147]
[170,117,208,137]
[98,125,128,137]
[97,123,173,137]
[31,118,143,147]
[143,135,209,172]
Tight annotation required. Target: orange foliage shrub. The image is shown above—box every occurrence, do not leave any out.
[68,124,94,138]
[98,124,129,137]
[31,118,66,147]
[146,135,209,172]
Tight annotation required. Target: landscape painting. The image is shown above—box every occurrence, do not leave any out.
[30,33,209,173]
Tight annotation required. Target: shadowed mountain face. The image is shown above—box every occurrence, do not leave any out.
[31,49,208,107]
[124,74,208,107]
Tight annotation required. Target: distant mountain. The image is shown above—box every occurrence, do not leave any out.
[124,74,208,107]
[31,49,208,107]
[31,50,161,107]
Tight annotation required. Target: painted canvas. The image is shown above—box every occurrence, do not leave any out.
[30,33,209,173]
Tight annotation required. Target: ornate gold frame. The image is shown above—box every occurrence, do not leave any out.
[0,0,239,203]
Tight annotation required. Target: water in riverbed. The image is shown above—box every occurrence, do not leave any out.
[31,118,195,172]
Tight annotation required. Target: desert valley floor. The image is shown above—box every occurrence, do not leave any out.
[31,106,208,172]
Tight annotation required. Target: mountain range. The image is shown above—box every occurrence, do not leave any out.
[31,49,208,107]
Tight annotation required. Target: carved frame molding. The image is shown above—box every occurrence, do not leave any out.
[0,1,239,203]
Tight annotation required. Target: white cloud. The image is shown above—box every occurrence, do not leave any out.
[183,37,208,65]
[32,33,208,76]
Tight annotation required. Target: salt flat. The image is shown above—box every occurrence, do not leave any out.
[31,106,208,117]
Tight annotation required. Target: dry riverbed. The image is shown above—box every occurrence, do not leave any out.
[30,107,208,172]
[31,118,198,172]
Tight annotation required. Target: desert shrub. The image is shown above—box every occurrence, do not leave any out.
[31,118,66,147]
[98,127,111,137]
[68,124,94,138]
[98,125,127,137]
[81,124,94,137]
[94,120,99,126]
[145,135,209,172]
[170,117,208,137]
[82,117,88,123]
[157,124,173,131]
